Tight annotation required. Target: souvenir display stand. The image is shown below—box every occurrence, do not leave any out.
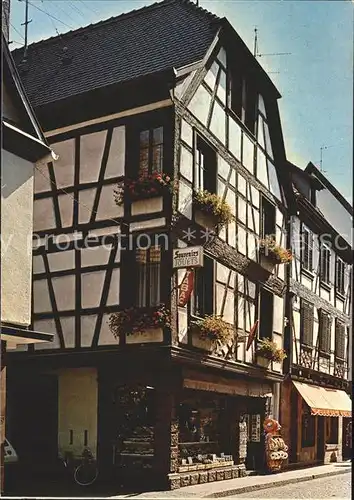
[263,418,288,473]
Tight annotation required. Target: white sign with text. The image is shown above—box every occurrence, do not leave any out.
[173,246,204,269]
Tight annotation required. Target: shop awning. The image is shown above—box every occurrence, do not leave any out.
[293,380,351,417]
[0,324,54,345]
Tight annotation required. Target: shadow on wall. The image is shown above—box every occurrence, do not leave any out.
[1,150,33,200]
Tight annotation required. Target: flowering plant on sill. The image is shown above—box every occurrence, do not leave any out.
[114,172,175,205]
[194,190,234,227]
[109,304,171,338]
[192,315,234,345]
[256,338,287,363]
[259,235,293,264]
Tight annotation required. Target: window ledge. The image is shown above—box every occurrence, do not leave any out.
[320,281,332,292]
[301,268,315,280]
[335,291,345,301]
[318,350,331,358]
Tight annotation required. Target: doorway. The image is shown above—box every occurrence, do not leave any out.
[316,417,325,462]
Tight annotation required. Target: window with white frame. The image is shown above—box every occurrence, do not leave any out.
[320,243,331,285]
[301,225,313,272]
[136,246,161,307]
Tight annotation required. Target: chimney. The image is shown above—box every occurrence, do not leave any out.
[2,0,10,42]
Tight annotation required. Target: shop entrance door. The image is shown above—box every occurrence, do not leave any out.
[245,413,264,471]
[316,417,325,462]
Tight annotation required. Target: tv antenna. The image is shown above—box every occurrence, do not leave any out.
[319,146,328,174]
[19,0,32,59]
[253,27,291,74]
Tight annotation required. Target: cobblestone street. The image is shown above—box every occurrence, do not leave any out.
[236,471,351,499]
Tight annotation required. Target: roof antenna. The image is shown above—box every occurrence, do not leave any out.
[320,146,328,174]
[253,26,258,57]
[20,0,32,60]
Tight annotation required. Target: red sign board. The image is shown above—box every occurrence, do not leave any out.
[246,319,259,351]
[178,270,194,307]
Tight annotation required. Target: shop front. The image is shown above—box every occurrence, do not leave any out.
[98,359,277,490]
[281,379,351,467]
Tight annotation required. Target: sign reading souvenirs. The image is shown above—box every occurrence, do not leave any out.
[178,270,195,307]
[173,246,203,269]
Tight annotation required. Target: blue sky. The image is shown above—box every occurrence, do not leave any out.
[9,0,353,202]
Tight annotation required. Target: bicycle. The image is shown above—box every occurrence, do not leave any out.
[59,448,99,487]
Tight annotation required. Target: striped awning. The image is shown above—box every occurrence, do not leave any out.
[293,380,351,418]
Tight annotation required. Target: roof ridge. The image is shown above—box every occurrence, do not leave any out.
[12,0,219,55]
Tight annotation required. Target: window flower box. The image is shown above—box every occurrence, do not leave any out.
[193,190,234,229]
[259,235,292,264]
[256,338,287,364]
[109,304,170,339]
[114,172,175,205]
[191,315,234,351]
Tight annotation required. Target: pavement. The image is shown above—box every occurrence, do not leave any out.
[110,461,352,499]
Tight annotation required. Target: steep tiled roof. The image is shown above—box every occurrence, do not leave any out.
[12,0,220,108]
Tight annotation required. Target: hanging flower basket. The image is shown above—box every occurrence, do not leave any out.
[114,172,176,205]
[193,190,234,228]
[256,338,287,363]
[109,304,171,338]
[191,315,234,351]
[259,235,292,264]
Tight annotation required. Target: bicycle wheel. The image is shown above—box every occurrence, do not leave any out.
[74,462,98,486]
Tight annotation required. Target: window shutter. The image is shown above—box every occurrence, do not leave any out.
[335,321,346,360]
[301,300,314,346]
[319,310,331,353]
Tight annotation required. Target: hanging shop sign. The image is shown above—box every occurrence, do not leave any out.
[246,319,259,351]
[173,246,203,269]
[178,269,195,307]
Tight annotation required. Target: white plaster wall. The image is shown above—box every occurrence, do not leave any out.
[1,149,34,326]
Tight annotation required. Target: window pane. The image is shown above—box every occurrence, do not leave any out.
[258,94,266,116]
[139,148,149,176]
[140,130,149,147]
[228,116,241,160]
[257,116,265,149]
[153,127,163,145]
[256,148,268,187]
[152,144,163,173]
[204,62,219,92]
[242,133,255,173]
[217,47,227,68]
[268,160,281,200]
[210,101,226,145]
[217,69,227,105]
[263,121,273,159]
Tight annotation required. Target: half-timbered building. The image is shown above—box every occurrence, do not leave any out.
[280,161,352,467]
[8,0,295,489]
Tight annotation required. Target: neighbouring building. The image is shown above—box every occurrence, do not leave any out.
[8,0,296,490]
[280,161,352,467]
[1,28,54,491]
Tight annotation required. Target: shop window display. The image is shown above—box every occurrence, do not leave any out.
[177,392,234,472]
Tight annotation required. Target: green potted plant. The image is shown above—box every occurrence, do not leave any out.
[191,315,234,351]
[114,172,175,205]
[193,190,234,229]
[256,338,287,366]
[259,235,292,264]
[109,304,170,343]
